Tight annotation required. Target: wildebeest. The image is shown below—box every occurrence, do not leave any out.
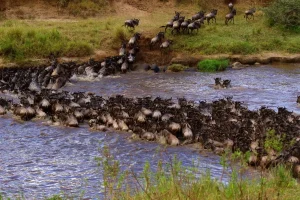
[150,32,165,50]
[123,19,140,29]
[160,11,181,32]
[180,19,192,33]
[228,2,234,11]
[244,8,256,20]
[192,11,205,21]
[187,20,202,34]
[119,42,126,56]
[160,40,173,55]
[128,32,141,48]
[205,9,218,24]
[214,78,231,89]
[171,16,185,35]
[297,96,300,105]
[225,8,237,25]
[173,11,181,21]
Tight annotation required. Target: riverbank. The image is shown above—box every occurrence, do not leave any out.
[0,2,299,65]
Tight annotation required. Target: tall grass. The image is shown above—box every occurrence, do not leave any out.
[93,147,300,200]
[0,25,93,61]
[0,147,299,199]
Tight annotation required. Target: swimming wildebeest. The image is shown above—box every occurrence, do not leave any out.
[244,8,256,20]
[225,8,237,25]
[214,78,231,89]
[149,32,165,50]
[297,96,300,105]
[123,19,140,29]
[205,9,218,24]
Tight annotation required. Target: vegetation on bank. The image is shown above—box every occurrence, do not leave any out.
[0,1,299,62]
[197,59,229,72]
[264,0,300,29]
[0,22,92,61]
[168,64,188,72]
[23,147,300,199]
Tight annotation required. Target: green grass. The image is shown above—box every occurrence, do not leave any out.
[0,4,299,63]
[0,21,93,62]
[168,64,188,72]
[197,59,229,72]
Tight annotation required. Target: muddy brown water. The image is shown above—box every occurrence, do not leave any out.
[0,65,299,199]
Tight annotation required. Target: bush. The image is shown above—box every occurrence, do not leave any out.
[168,64,188,72]
[197,59,229,72]
[264,0,300,28]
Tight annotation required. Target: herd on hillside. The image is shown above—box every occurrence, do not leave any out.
[120,3,256,61]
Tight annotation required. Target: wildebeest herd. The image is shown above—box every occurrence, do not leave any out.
[0,3,299,176]
[122,3,256,56]
[0,60,300,176]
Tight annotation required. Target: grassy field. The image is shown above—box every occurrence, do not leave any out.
[0,3,299,63]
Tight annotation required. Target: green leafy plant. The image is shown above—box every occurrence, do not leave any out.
[264,129,285,152]
[197,59,229,72]
[264,0,300,29]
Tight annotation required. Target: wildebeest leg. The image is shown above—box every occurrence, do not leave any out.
[207,19,210,25]
[233,17,234,24]
[214,17,217,24]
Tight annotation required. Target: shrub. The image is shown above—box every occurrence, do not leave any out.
[197,59,229,72]
[168,64,188,72]
[264,129,285,152]
[264,0,300,28]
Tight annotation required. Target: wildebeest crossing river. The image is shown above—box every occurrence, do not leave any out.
[0,64,299,198]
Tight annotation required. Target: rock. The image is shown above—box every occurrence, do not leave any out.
[143,63,151,71]
[254,62,261,65]
[151,64,160,73]
[231,62,246,70]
